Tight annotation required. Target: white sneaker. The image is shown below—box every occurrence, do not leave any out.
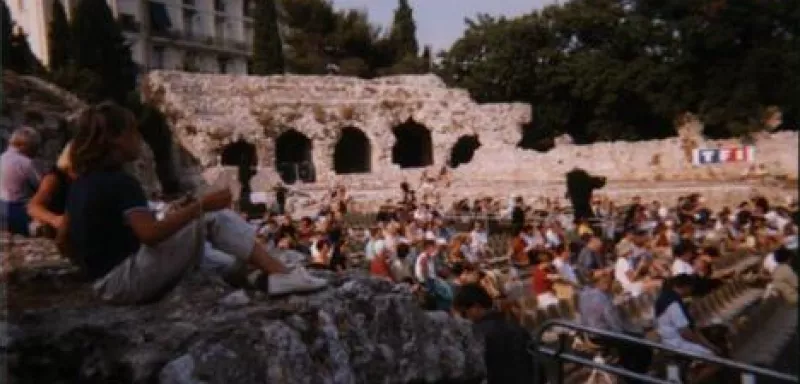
[268,267,328,296]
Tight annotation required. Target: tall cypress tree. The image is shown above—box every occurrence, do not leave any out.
[70,0,137,103]
[1,0,14,68]
[388,0,419,59]
[252,0,285,75]
[48,0,71,71]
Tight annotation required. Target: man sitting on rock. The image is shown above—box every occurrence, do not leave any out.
[0,127,42,236]
[63,102,327,305]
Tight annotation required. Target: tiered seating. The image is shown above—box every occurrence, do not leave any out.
[730,297,798,367]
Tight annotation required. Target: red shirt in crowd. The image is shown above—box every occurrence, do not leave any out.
[532,267,554,295]
[370,257,392,280]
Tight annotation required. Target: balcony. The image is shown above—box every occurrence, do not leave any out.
[149,29,252,56]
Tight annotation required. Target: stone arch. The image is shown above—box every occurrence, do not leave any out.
[448,135,481,168]
[275,129,315,184]
[220,140,258,210]
[333,126,371,174]
[391,120,433,168]
[221,139,257,168]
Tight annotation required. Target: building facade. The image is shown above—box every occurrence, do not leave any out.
[7,0,254,74]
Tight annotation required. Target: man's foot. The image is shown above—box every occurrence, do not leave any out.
[268,267,328,296]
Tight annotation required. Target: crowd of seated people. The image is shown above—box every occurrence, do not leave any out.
[3,101,798,383]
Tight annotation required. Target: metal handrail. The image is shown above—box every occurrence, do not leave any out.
[529,319,799,384]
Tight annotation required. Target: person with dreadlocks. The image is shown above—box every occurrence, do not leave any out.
[64,101,327,305]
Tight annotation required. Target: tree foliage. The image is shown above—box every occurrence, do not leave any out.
[252,0,285,75]
[48,0,71,71]
[388,0,419,59]
[277,0,429,77]
[2,0,45,75]
[68,0,137,103]
[438,0,799,144]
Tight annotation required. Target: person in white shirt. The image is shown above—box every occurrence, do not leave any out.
[469,221,489,259]
[671,242,696,276]
[552,243,580,287]
[615,243,645,297]
[655,274,722,382]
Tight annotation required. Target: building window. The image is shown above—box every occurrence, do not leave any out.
[182,51,199,72]
[214,0,225,13]
[243,0,254,18]
[119,13,140,32]
[182,8,197,38]
[218,56,229,74]
[214,16,226,42]
[151,46,166,69]
[148,1,173,35]
[182,0,195,6]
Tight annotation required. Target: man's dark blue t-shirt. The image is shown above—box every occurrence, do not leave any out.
[67,170,148,280]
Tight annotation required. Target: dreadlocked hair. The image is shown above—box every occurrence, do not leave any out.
[70,101,137,175]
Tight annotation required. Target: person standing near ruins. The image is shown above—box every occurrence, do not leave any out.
[565,168,606,222]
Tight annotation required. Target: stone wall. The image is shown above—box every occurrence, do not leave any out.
[142,71,798,202]
[142,71,531,191]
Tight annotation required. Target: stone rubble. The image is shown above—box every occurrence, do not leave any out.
[5,270,486,384]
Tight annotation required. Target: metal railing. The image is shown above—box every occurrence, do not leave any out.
[529,319,798,384]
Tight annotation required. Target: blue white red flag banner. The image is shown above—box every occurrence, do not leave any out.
[692,146,756,166]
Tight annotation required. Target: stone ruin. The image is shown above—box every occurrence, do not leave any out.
[142,70,798,209]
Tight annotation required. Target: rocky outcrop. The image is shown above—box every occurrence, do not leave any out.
[1,71,162,196]
[5,271,485,384]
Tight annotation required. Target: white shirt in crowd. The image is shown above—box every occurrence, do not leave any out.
[655,302,714,357]
[763,252,778,274]
[553,257,579,286]
[413,208,432,223]
[671,258,695,276]
[545,229,561,247]
[414,251,437,283]
[614,257,644,296]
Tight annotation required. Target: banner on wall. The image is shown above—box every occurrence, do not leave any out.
[692,146,756,166]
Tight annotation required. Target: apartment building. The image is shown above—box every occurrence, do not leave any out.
[8,0,255,74]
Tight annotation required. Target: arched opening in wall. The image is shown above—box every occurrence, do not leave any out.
[448,135,481,168]
[334,127,371,174]
[517,122,555,152]
[221,140,258,210]
[275,129,315,184]
[391,120,433,168]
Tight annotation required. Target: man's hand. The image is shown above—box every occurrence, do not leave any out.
[201,189,233,212]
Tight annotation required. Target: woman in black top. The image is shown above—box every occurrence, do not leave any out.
[27,142,75,237]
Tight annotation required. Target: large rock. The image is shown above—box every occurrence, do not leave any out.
[5,271,485,384]
[1,71,162,196]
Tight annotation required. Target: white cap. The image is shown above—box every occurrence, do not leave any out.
[436,238,448,245]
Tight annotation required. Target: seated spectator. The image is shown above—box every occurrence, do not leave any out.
[453,283,547,384]
[511,225,533,268]
[671,242,696,276]
[655,274,722,382]
[531,250,560,309]
[552,243,580,288]
[27,141,75,254]
[576,236,612,285]
[769,247,798,305]
[309,239,333,269]
[64,102,327,304]
[614,242,660,297]
[579,273,652,382]
[369,240,393,280]
[692,257,724,297]
[0,127,42,236]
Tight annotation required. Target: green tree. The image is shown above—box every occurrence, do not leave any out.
[69,0,137,103]
[1,0,12,69]
[388,0,418,59]
[252,0,284,75]
[48,0,71,71]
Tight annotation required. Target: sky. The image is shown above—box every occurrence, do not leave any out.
[330,0,558,52]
